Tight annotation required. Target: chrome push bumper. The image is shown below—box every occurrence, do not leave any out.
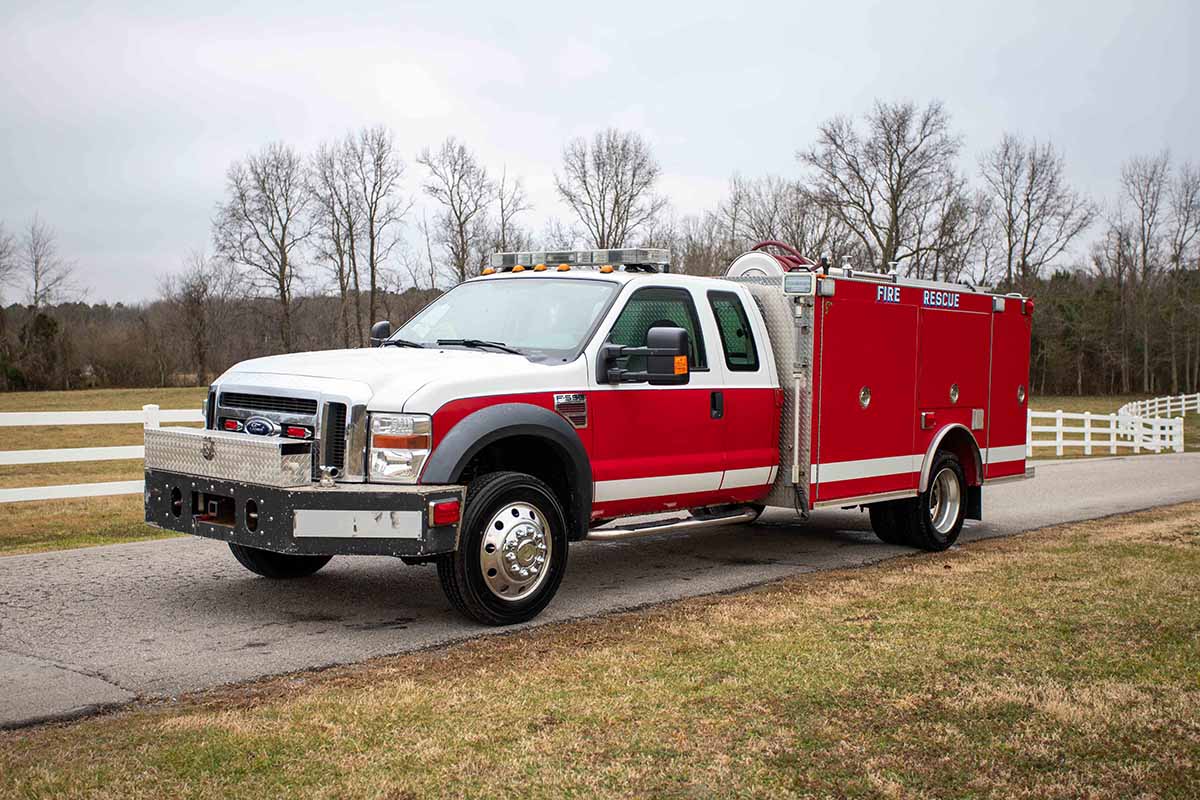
[143,427,463,558]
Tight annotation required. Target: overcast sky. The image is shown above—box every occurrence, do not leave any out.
[1,0,1196,304]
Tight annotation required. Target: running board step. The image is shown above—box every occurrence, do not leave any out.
[585,506,759,542]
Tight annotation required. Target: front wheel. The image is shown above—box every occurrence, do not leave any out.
[228,543,332,579]
[437,471,569,626]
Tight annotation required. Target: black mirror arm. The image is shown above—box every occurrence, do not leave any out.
[601,343,685,384]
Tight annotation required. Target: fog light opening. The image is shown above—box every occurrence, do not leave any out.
[245,500,259,532]
[170,487,182,518]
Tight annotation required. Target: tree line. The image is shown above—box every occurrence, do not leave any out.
[1,99,1197,395]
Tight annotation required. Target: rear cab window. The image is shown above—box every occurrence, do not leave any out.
[707,290,760,372]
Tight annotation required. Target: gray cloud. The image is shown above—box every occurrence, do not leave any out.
[1,0,1196,303]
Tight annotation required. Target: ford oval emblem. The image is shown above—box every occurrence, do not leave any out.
[243,416,278,437]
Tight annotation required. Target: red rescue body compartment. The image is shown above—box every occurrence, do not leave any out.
[810,278,1031,506]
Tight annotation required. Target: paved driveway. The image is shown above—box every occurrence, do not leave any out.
[3,453,1199,728]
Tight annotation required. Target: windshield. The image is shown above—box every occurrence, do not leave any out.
[394,277,620,361]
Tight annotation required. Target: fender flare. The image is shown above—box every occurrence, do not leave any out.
[421,403,593,539]
[918,423,983,492]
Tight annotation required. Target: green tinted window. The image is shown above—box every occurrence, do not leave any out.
[707,291,759,371]
[608,287,706,369]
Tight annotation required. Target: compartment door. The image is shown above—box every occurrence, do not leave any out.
[813,290,919,503]
[985,297,1032,479]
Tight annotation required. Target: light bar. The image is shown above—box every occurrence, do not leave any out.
[489,248,671,269]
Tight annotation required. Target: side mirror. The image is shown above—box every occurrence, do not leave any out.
[599,325,690,386]
[369,320,392,348]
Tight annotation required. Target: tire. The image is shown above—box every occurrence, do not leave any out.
[898,451,967,551]
[868,502,909,545]
[228,543,332,579]
[437,471,569,626]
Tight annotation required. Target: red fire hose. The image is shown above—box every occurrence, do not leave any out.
[750,240,815,270]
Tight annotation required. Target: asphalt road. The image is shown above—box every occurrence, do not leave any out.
[3,453,1199,728]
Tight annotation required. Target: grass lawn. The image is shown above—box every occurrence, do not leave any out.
[0,496,172,555]
[2,503,1198,799]
[1030,393,1198,455]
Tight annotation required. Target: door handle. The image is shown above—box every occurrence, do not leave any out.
[710,390,724,419]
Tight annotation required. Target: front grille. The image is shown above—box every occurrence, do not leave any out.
[204,389,216,429]
[220,392,318,416]
[323,402,347,472]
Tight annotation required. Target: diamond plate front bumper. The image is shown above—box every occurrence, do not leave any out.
[145,427,313,488]
[143,428,465,557]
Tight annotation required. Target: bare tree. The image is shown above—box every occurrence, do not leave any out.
[160,252,237,384]
[1122,152,1171,391]
[717,175,858,266]
[1165,161,1200,391]
[213,142,312,352]
[418,137,495,285]
[493,167,532,252]
[0,221,16,299]
[346,126,408,326]
[21,214,77,307]
[555,128,668,248]
[979,134,1096,286]
[311,141,363,347]
[799,100,963,272]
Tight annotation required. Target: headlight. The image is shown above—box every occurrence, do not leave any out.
[368,413,432,483]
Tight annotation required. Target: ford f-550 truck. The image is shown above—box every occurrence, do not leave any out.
[145,243,1033,625]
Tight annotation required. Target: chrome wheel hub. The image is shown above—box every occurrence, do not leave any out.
[480,501,551,601]
[928,467,962,536]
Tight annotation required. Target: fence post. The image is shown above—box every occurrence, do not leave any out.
[1055,409,1064,457]
[1178,417,1186,453]
[1133,416,1142,454]
[143,404,161,430]
[1083,411,1092,455]
[1026,410,1033,458]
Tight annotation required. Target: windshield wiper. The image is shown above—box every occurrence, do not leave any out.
[436,338,522,355]
[382,338,425,349]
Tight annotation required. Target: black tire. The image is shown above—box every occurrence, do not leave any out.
[868,502,909,545]
[437,471,569,626]
[228,543,332,579]
[898,451,967,551]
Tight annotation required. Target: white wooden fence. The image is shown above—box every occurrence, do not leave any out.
[1117,392,1200,419]
[1026,391,1193,456]
[0,392,1193,504]
[0,404,204,504]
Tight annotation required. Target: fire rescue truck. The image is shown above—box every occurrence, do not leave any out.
[144,242,1033,625]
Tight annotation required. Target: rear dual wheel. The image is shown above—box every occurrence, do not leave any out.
[868,451,966,551]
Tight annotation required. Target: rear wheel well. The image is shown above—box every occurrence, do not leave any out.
[456,435,582,539]
[931,426,981,487]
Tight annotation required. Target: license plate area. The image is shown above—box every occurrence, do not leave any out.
[193,490,236,527]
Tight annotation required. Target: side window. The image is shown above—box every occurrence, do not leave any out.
[707,291,759,372]
[607,287,707,370]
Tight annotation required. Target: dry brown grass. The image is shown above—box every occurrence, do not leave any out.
[0,387,206,413]
[2,503,1197,798]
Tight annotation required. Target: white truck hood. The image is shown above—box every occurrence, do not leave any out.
[219,347,546,411]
